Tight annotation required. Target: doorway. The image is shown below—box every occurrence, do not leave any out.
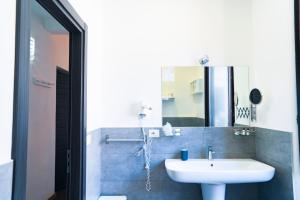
[12,0,87,200]
[55,67,70,199]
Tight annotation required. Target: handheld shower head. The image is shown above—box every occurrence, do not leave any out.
[139,102,152,119]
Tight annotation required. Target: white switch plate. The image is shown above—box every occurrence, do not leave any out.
[149,129,160,138]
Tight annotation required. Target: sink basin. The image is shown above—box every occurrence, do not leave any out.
[165,159,275,200]
[165,159,275,184]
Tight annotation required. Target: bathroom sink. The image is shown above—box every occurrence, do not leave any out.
[165,159,275,184]
[165,159,275,200]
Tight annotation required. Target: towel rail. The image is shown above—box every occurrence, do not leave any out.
[105,135,144,144]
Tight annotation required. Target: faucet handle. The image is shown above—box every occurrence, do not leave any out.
[208,146,215,153]
[207,146,215,160]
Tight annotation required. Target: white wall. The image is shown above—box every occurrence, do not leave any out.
[98,0,252,127]
[251,0,297,132]
[251,0,300,198]
[51,35,69,70]
[67,0,103,132]
[0,0,16,164]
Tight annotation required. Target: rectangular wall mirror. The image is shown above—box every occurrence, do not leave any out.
[161,66,249,127]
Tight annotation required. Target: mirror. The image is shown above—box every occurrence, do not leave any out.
[161,66,249,127]
[162,67,205,127]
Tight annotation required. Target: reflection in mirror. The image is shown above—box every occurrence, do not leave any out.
[234,67,250,126]
[205,66,234,127]
[161,66,250,127]
[162,67,205,127]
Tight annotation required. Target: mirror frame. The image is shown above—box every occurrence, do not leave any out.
[294,0,300,156]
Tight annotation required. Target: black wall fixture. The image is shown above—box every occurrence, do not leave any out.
[295,0,300,156]
[249,88,262,122]
[249,88,262,105]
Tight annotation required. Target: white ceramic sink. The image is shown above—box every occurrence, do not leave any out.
[165,159,275,200]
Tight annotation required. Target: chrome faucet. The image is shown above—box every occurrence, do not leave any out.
[208,146,215,160]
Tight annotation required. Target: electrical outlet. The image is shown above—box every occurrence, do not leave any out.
[149,129,160,138]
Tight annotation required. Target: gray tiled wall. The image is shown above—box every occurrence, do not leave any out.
[86,129,102,200]
[98,127,294,200]
[100,127,257,200]
[0,160,13,200]
[255,128,294,200]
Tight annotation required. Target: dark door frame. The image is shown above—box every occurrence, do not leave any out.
[295,0,300,157]
[55,66,70,193]
[12,0,87,199]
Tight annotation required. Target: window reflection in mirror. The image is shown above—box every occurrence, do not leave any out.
[233,67,250,126]
[161,66,250,127]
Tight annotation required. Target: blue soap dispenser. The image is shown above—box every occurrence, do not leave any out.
[181,143,189,161]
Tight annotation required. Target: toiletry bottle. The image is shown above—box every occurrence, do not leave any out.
[181,149,188,161]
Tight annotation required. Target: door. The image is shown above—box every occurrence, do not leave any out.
[26,1,70,199]
[13,0,87,199]
[55,68,70,194]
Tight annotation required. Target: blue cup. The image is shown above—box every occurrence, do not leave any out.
[181,149,188,161]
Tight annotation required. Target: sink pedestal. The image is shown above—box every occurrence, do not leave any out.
[201,184,226,200]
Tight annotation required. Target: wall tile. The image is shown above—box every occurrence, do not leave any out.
[258,165,293,200]
[0,160,13,200]
[101,128,145,154]
[204,128,256,157]
[255,128,294,200]
[101,153,145,181]
[86,129,102,200]
[226,184,258,200]
[100,127,258,200]
[255,128,292,167]
[151,127,206,155]
[101,180,202,200]
[99,127,294,200]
